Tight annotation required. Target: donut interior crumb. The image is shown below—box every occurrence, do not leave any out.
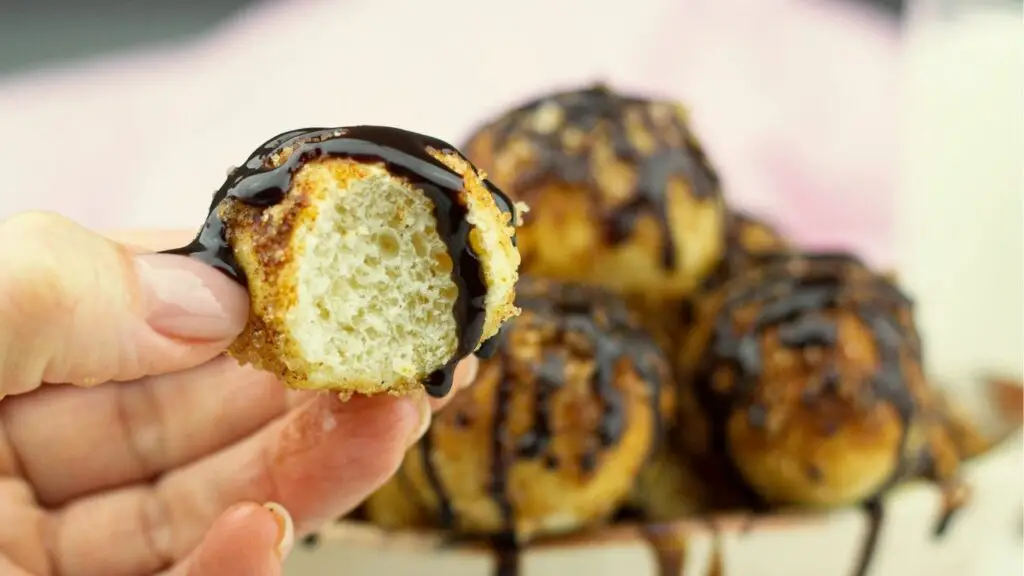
[290,169,458,389]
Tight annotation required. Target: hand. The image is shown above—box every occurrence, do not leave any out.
[0,213,477,576]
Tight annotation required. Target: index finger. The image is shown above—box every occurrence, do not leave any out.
[48,359,479,576]
[102,228,483,412]
[50,392,423,576]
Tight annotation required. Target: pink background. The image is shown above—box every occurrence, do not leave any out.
[0,0,899,266]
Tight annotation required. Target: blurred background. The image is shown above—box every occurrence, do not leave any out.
[0,0,1020,572]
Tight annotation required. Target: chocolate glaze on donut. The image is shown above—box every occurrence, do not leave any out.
[678,211,790,331]
[685,251,938,576]
[691,251,919,493]
[164,125,517,398]
[417,277,670,575]
[479,83,720,270]
[509,278,668,465]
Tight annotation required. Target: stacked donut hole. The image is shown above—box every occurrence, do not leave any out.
[353,83,989,544]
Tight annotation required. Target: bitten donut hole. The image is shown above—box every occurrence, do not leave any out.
[288,168,458,388]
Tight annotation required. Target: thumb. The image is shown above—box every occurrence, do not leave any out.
[166,502,289,576]
[0,212,249,395]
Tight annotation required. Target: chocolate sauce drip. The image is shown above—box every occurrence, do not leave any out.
[689,252,920,509]
[932,505,958,538]
[491,534,521,576]
[299,533,320,549]
[852,499,885,576]
[929,480,967,539]
[164,125,516,398]
[515,351,563,462]
[490,356,518,532]
[482,279,667,536]
[509,279,667,478]
[477,324,509,360]
[639,524,687,576]
[419,428,456,529]
[421,326,520,576]
[485,84,720,270]
[416,322,517,539]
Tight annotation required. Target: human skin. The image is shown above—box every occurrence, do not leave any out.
[0,215,478,576]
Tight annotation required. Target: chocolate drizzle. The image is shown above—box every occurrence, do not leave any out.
[481,83,720,270]
[491,534,520,576]
[931,481,969,539]
[163,125,516,398]
[419,431,456,529]
[852,499,885,576]
[416,277,669,576]
[684,251,928,573]
[506,279,668,480]
[932,504,957,539]
[687,251,921,509]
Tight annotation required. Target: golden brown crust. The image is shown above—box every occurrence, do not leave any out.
[429,148,522,337]
[463,84,728,299]
[221,144,331,390]
[631,448,720,521]
[674,252,962,507]
[222,136,520,394]
[366,277,675,540]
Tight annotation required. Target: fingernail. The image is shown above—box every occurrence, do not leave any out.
[134,253,249,341]
[457,357,480,390]
[406,391,433,447]
[263,502,295,560]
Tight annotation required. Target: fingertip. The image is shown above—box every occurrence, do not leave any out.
[263,393,420,529]
[213,502,280,546]
[0,215,251,388]
[184,502,283,576]
[281,393,419,477]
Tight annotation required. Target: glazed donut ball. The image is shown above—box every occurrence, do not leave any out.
[675,252,960,508]
[168,126,522,397]
[653,211,792,349]
[462,84,727,299]
[365,277,675,540]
